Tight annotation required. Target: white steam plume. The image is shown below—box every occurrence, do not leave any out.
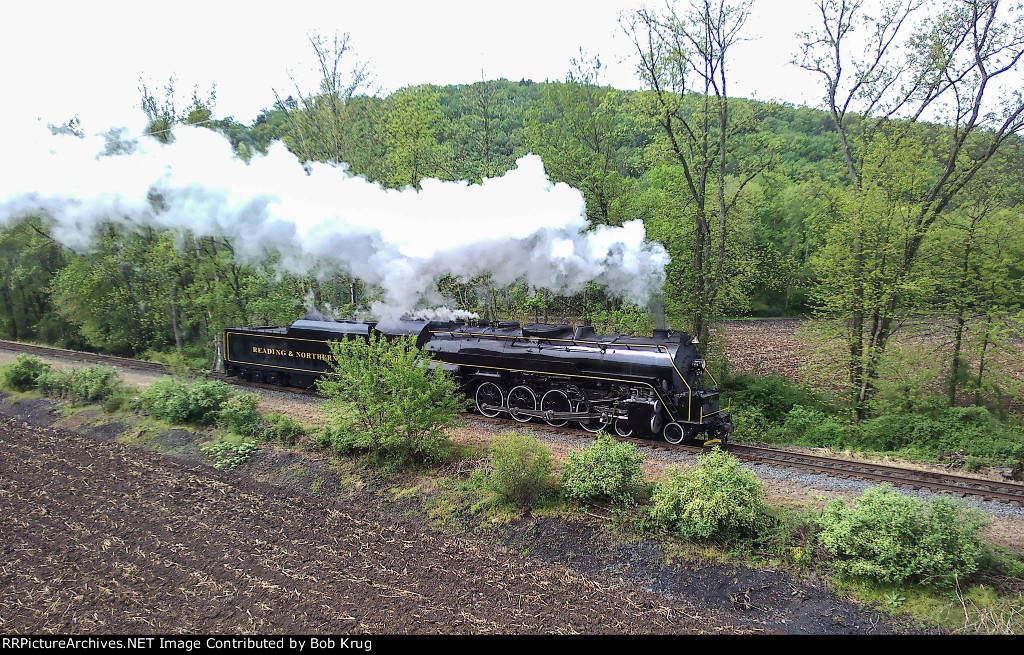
[410,307,481,322]
[1,118,670,319]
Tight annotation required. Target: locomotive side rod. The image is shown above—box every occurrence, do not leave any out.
[477,404,618,422]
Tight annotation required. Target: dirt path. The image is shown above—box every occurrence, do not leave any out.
[0,415,742,635]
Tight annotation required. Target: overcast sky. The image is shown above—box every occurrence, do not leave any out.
[1,0,831,130]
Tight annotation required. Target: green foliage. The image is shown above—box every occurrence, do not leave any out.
[317,334,466,469]
[201,440,260,470]
[561,434,645,505]
[583,305,654,336]
[485,431,555,508]
[139,376,232,425]
[381,85,453,189]
[0,218,70,345]
[260,412,305,445]
[858,404,1023,466]
[781,405,850,449]
[722,373,813,420]
[103,392,133,413]
[731,405,777,441]
[36,365,124,404]
[649,448,769,542]
[215,392,261,437]
[0,354,51,391]
[817,485,987,587]
[144,349,206,376]
[319,424,370,455]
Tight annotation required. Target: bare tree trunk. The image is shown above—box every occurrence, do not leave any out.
[974,316,992,406]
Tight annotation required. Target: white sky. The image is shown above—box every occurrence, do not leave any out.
[1,0,825,130]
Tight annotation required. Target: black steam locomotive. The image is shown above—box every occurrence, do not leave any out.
[222,317,733,444]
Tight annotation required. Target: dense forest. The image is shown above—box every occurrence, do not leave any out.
[2,0,1023,424]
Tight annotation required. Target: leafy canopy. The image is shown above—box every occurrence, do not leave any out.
[317,333,467,468]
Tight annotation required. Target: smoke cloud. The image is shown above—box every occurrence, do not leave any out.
[1,118,670,319]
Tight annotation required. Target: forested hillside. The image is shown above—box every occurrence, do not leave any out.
[2,0,1023,426]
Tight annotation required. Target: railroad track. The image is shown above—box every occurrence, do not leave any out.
[3,337,1022,505]
[0,339,170,374]
[727,444,1024,505]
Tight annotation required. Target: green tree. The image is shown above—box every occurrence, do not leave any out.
[919,161,1024,406]
[622,0,774,345]
[317,333,467,468]
[525,51,640,226]
[139,75,217,143]
[0,217,70,344]
[381,85,453,188]
[273,32,372,166]
[798,0,1024,419]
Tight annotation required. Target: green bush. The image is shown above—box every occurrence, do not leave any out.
[722,373,812,421]
[36,365,124,404]
[817,485,987,586]
[187,379,233,424]
[321,425,370,455]
[1,355,51,391]
[317,334,467,469]
[216,393,261,437]
[260,412,305,445]
[649,448,769,541]
[103,392,133,413]
[562,434,645,505]
[782,405,850,449]
[858,404,1023,466]
[138,377,190,423]
[139,376,233,425]
[486,431,555,508]
[731,406,779,441]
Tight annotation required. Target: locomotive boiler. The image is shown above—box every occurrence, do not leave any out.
[222,317,733,444]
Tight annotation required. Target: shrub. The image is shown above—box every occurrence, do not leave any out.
[186,379,233,424]
[562,434,645,505]
[321,425,370,455]
[139,376,233,425]
[260,412,305,445]
[103,392,133,413]
[36,365,124,404]
[731,405,778,441]
[722,373,811,421]
[817,485,987,586]
[35,369,68,398]
[317,334,467,469]
[649,448,769,541]
[486,431,555,508]
[782,405,850,449]
[216,393,261,437]
[1,355,51,391]
[858,404,1023,466]
[138,377,191,423]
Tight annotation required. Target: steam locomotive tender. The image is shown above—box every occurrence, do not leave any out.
[223,318,733,444]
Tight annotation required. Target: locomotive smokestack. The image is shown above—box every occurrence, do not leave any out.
[652,328,670,339]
